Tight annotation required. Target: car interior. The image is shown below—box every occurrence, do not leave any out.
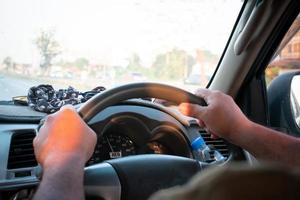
[0,0,300,199]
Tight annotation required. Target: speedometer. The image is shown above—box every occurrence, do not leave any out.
[88,133,136,165]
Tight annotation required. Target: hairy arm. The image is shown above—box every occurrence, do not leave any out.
[33,156,85,200]
[232,121,300,166]
[33,106,97,200]
[179,89,300,167]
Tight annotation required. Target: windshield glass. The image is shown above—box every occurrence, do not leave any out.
[0,0,242,101]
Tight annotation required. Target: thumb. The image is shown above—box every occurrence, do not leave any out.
[179,103,206,119]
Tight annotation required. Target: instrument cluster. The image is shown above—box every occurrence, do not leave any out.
[87,115,191,166]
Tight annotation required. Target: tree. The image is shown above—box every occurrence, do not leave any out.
[152,48,189,80]
[2,56,13,71]
[35,30,61,75]
[74,58,89,69]
[127,53,142,71]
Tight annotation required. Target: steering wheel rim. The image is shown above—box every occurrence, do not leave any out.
[78,82,207,122]
[80,82,207,200]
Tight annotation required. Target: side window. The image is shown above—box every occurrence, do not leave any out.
[265,15,300,132]
[265,16,300,85]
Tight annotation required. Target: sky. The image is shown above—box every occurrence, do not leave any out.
[0,0,242,66]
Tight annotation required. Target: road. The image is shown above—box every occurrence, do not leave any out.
[2,72,299,105]
[0,73,200,101]
[0,74,64,101]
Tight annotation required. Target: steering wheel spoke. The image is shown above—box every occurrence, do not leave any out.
[84,163,121,200]
[84,155,200,200]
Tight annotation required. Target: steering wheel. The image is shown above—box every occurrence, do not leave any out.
[78,83,207,200]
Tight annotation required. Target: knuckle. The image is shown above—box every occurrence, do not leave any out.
[60,105,76,115]
[207,105,217,113]
[62,104,75,110]
[33,136,39,148]
[44,114,55,123]
[227,94,234,101]
[195,89,202,95]
[90,130,97,139]
[179,103,191,114]
[206,106,213,113]
[212,90,222,97]
[92,135,97,146]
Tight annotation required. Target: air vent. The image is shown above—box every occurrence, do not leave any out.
[199,130,230,162]
[7,131,38,169]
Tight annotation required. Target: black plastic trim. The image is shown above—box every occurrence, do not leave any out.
[243,0,300,84]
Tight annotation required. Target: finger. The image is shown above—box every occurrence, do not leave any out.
[205,129,218,139]
[36,114,56,145]
[59,105,77,118]
[36,124,50,145]
[179,103,207,120]
[192,118,206,128]
[60,104,76,111]
[37,114,54,134]
[194,88,212,102]
[198,119,206,128]
[59,105,83,122]
[179,103,204,116]
[210,132,219,139]
[33,135,40,149]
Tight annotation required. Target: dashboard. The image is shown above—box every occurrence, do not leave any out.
[0,100,243,198]
[87,104,193,165]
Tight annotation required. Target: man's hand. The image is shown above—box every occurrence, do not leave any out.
[34,105,97,170]
[179,89,300,168]
[179,88,251,141]
[33,105,97,200]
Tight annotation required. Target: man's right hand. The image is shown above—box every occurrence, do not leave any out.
[179,89,252,142]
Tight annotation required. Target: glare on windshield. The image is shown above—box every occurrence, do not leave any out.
[0,0,242,101]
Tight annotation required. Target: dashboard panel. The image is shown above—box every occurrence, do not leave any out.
[0,101,239,196]
[0,103,194,191]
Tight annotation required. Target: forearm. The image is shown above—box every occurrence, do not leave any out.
[229,121,300,167]
[33,157,85,200]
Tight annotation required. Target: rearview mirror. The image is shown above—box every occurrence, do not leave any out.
[291,75,300,128]
[268,71,300,136]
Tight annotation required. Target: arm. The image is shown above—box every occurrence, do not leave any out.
[33,106,97,200]
[179,89,300,167]
[232,121,300,166]
[33,157,86,200]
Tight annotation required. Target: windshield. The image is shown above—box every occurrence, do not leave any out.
[0,0,242,101]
